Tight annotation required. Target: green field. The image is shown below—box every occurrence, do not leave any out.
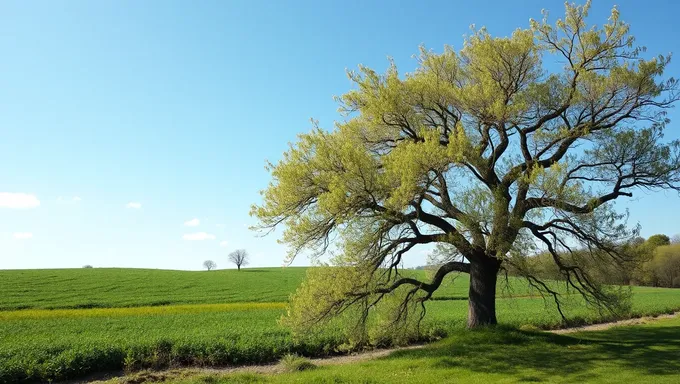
[2,268,680,383]
[0,268,309,310]
[0,267,536,310]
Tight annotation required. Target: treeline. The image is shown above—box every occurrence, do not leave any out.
[638,237,680,287]
[525,234,680,288]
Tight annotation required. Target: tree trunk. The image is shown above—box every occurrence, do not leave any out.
[467,258,501,328]
[237,265,241,271]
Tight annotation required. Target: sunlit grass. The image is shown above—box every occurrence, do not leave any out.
[159,317,680,384]
[0,267,557,311]
[0,267,308,310]
[0,302,286,320]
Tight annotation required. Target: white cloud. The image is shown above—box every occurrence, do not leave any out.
[13,232,33,240]
[183,232,216,241]
[184,218,200,227]
[0,193,40,209]
[219,240,229,247]
[126,202,142,209]
[73,196,82,202]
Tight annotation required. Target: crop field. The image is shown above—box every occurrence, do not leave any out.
[0,267,541,311]
[2,268,680,383]
[0,268,309,310]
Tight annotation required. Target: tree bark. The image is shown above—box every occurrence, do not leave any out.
[237,265,241,271]
[467,258,501,328]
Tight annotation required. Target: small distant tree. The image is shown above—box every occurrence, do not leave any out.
[203,260,217,271]
[82,265,93,268]
[228,249,249,271]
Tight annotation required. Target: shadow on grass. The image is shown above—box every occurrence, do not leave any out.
[384,324,680,381]
[239,269,273,273]
[429,296,468,301]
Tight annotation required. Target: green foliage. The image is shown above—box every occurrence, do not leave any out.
[281,266,371,346]
[519,236,680,290]
[642,244,680,287]
[253,0,680,332]
[647,234,671,248]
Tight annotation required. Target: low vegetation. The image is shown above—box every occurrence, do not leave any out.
[158,316,680,384]
[2,268,680,383]
[278,354,316,372]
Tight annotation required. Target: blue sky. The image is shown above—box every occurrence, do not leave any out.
[1,0,679,270]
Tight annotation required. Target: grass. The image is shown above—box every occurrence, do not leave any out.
[0,267,546,311]
[2,287,680,383]
[278,354,316,372]
[154,316,680,384]
[0,268,309,310]
[2,268,680,383]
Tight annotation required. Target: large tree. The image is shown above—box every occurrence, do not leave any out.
[253,2,680,329]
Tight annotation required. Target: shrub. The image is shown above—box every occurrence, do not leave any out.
[279,354,316,372]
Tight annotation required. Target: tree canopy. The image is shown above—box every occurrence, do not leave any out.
[646,234,671,248]
[254,1,680,331]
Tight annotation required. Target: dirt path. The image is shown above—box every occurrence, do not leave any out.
[88,312,680,383]
[85,345,425,383]
[549,311,680,334]
[206,344,425,375]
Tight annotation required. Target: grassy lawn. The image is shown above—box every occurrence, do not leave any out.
[162,316,680,384]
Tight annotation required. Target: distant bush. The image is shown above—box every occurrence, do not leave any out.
[82,265,93,268]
